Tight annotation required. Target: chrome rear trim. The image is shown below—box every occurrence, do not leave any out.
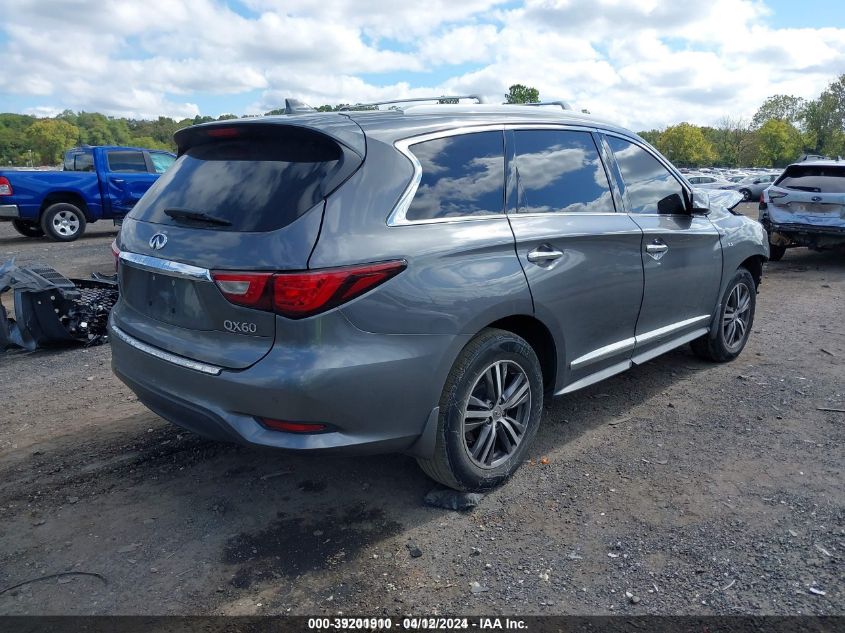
[119,251,212,281]
[635,314,710,345]
[111,324,222,376]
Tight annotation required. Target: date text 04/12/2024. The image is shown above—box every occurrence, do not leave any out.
[306,617,528,630]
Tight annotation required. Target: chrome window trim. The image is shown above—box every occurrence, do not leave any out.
[111,324,222,376]
[119,251,213,282]
[388,124,505,226]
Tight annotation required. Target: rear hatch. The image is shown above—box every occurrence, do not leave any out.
[768,164,845,230]
[114,117,365,369]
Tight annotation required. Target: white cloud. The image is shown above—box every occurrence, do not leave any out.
[0,0,842,129]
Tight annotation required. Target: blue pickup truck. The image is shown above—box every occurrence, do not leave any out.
[0,145,175,241]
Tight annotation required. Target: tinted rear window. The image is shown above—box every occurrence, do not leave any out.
[130,128,343,232]
[775,165,845,193]
[406,131,505,221]
[108,151,148,172]
[63,151,94,172]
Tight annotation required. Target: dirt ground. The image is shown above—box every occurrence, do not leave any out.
[0,206,842,616]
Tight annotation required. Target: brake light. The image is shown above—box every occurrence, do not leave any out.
[0,177,12,196]
[111,239,120,271]
[206,128,239,138]
[259,418,327,433]
[211,260,406,319]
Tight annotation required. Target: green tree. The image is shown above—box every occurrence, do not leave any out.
[25,118,79,165]
[703,117,754,167]
[803,74,845,157]
[755,119,803,167]
[505,84,540,104]
[217,113,238,120]
[751,95,806,129]
[655,123,716,167]
[637,129,662,146]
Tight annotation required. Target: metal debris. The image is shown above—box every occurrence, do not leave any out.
[0,260,118,351]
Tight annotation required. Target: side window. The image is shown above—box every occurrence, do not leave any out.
[149,152,175,174]
[107,150,148,173]
[63,151,94,172]
[512,129,613,214]
[406,131,504,221]
[606,136,687,215]
[688,176,700,184]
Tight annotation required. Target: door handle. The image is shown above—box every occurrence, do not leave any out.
[645,243,668,253]
[113,179,125,184]
[527,246,564,264]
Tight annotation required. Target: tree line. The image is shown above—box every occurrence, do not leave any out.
[1,78,842,167]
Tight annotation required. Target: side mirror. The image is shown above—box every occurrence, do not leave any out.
[690,189,711,215]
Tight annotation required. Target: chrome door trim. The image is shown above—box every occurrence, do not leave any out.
[635,314,710,345]
[119,251,213,281]
[570,337,636,370]
[567,314,711,372]
[110,324,222,376]
[631,328,708,366]
[557,360,632,395]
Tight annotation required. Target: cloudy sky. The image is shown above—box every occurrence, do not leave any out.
[0,0,843,130]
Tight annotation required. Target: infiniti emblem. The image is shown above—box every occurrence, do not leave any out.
[811,195,822,202]
[149,233,168,250]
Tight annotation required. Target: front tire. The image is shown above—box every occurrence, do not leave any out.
[11,219,44,237]
[768,243,786,261]
[41,203,86,242]
[691,268,756,362]
[417,328,544,492]
[740,188,752,201]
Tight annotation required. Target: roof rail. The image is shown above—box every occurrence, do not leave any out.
[339,95,485,111]
[505,100,573,111]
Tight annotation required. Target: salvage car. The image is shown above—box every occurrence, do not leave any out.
[721,172,780,201]
[0,145,175,241]
[760,160,845,261]
[109,101,769,491]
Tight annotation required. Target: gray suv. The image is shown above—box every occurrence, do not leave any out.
[109,103,769,491]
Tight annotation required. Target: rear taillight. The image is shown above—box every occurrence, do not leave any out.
[0,177,12,196]
[212,260,406,319]
[111,240,120,271]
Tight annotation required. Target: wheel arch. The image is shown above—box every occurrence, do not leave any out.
[484,314,558,394]
[39,192,92,222]
[739,254,764,289]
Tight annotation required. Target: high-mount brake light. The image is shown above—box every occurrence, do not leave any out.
[212,261,406,319]
[206,128,240,138]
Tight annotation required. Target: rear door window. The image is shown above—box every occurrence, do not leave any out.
[130,126,347,232]
[606,136,687,214]
[150,152,175,174]
[405,131,505,221]
[512,129,614,214]
[107,150,148,172]
[775,165,845,193]
[64,150,94,172]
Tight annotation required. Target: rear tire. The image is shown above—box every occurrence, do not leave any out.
[11,219,44,237]
[768,243,786,261]
[691,268,756,362]
[41,203,86,242]
[740,188,752,201]
[416,328,544,492]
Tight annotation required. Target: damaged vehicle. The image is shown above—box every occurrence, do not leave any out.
[760,160,845,261]
[0,260,118,351]
[109,102,768,491]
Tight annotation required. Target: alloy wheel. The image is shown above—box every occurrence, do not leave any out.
[462,360,531,469]
[52,210,81,237]
[722,282,752,351]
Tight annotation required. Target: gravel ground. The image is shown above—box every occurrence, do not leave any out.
[0,206,842,616]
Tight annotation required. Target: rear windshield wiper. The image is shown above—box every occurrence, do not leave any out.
[164,208,232,226]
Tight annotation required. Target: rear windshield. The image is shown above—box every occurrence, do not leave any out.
[130,128,343,232]
[775,165,845,193]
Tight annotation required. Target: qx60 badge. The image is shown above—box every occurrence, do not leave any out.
[149,233,168,250]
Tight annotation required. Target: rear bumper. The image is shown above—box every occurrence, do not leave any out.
[763,219,845,248]
[0,204,20,219]
[109,313,465,456]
